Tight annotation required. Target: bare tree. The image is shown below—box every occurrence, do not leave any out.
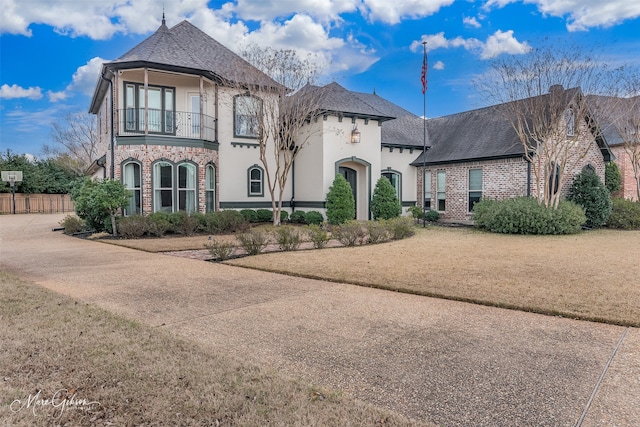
[616,73,640,200]
[45,112,98,174]
[233,46,327,225]
[476,45,614,208]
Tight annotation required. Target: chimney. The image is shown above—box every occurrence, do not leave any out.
[549,84,563,94]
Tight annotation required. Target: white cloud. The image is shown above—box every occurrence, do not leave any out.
[47,91,67,102]
[362,0,455,24]
[483,0,640,31]
[480,29,530,59]
[433,60,445,70]
[411,30,529,59]
[0,84,43,100]
[231,0,358,22]
[68,57,107,97]
[246,14,344,52]
[463,16,481,28]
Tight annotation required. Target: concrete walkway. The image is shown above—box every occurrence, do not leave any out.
[1,214,638,427]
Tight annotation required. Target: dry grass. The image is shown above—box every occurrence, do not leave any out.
[0,272,430,427]
[225,226,640,327]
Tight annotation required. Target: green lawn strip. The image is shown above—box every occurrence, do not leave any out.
[0,272,429,427]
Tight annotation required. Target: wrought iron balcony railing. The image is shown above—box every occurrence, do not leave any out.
[117,109,216,142]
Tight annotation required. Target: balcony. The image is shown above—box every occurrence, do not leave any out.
[117,109,216,142]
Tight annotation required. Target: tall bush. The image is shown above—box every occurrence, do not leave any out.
[326,174,355,225]
[605,162,622,194]
[607,198,640,229]
[371,177,401,220]
[70,178,128,234]
[567,169,612,228]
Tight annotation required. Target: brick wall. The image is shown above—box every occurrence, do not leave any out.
[418,157,529,221]
[114,145,218,214]
[611,145,639,201]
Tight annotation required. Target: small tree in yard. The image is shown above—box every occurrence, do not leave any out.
[71,178,128,235]
[231,46,327,225]
[371,177,401,220]
[568,169,612,228]
[326,174,355,225]
[476,44,616,208]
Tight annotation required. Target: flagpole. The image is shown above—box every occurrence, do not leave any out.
[422,41,427,228]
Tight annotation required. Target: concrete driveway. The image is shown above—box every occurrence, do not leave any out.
[1,214,638,427]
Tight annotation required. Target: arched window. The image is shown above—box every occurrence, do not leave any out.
[234,94,262,138]
[566,107,575,137]
[205,164,216,212]
[381,170,401,202]
[549,162,561,197]
[153,161,174,212]
[582,164,596,174]
[177,162,197,213]
[248,165,264,196]
[122,160,142,215]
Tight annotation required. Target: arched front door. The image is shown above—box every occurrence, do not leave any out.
[339,166,357,219]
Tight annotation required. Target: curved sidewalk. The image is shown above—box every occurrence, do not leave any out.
[1,214,638,426]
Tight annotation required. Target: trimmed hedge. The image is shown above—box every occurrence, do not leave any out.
[607,198,640,229]
[473,197,586,235]
[305,211,324,225]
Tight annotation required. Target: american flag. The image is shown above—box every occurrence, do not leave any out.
[421,47,428,94]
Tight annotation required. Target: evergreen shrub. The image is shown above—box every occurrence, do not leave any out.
[472,197,585,234]
[304,211,324,225]
[326,174,355,225]
[371,177,401,220]
[607,198,640,229]
[568,169,612,228]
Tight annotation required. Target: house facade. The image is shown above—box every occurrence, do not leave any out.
[89,18,616,223]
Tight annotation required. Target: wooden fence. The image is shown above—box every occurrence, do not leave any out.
[0,193,75,214]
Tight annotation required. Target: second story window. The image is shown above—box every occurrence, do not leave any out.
[234,94,262,138]
[124,82,175,135]
[566,107,575,137]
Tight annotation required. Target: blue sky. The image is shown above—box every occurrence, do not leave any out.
[1,0,639,157]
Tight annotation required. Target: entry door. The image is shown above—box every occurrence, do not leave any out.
[339,166,357,219]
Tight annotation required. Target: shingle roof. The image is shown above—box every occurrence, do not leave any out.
[300,83,399,121]
[586,94,640,147]
[411,87,585,166]
[90,20,280,112]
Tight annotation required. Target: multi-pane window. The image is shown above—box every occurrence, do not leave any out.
[178,163,197,213]
[423,171,432,210]
[234,95,261,138]
[122,161,142,215]
[205,164,216,213]
[437,170,446,211]
[124,82,175,134]
[154,161,173,212]
[468,168,482,212]
[248,166,263,196]
[382,171,401,201]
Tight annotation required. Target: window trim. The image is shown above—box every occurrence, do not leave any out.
[234,94,262,139]
[247,164,264,197]
[122,159,142,216]
[468,168,482,212]
[123,81,176,135]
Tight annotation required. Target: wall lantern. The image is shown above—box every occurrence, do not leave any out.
[351,124,361,143]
